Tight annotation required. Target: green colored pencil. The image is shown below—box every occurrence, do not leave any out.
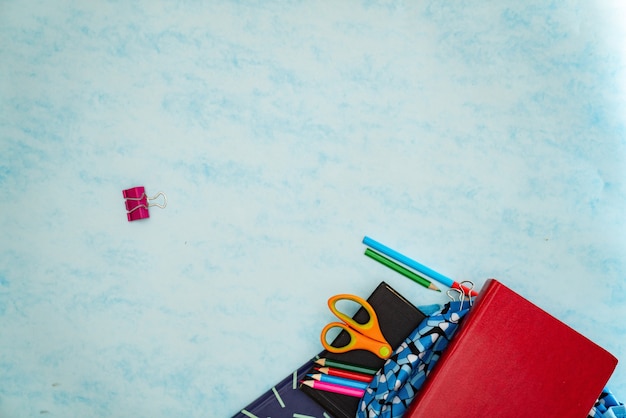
[365,248,440,292]
[314,358,378,375]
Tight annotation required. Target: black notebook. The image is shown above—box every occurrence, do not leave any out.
[299,281,426,418]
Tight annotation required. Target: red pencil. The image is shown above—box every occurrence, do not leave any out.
[300,379,365,398]
[315,366,373,383]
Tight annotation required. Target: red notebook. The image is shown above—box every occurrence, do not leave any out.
[405,279,618,418]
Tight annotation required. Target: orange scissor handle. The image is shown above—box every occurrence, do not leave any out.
[320,322,392,359]
[320,294,392,359]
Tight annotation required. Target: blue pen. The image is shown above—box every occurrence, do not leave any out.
[362,236,478,296]
[308,373,369,390]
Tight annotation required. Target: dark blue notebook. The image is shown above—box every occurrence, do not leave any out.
[232,359,331,418]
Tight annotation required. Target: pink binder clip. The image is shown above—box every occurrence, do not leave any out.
[122,186,167,221]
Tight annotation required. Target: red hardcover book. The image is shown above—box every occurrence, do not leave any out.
[405,279,618,418]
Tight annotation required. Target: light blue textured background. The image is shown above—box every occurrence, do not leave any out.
[1,1,625,417]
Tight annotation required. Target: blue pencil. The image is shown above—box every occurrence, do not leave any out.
[308,373,369,390]
[362,236,478,296]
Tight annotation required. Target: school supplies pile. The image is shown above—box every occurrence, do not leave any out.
[300,282,426,418]
[234,236,621,418]
[234,281,425,418]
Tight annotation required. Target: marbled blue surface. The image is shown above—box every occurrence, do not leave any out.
[1,1,625,416]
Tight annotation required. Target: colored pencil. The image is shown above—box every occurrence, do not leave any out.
[300,379,365,398]
[314,358,378,375]
[315,366,373,383]
[365,247,440,292]
[362,236,479,297]
[308,373,369,390]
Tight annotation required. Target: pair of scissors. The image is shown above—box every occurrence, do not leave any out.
[320,294,392,359]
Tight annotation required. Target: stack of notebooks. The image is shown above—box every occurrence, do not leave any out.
[234,279,618,417]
